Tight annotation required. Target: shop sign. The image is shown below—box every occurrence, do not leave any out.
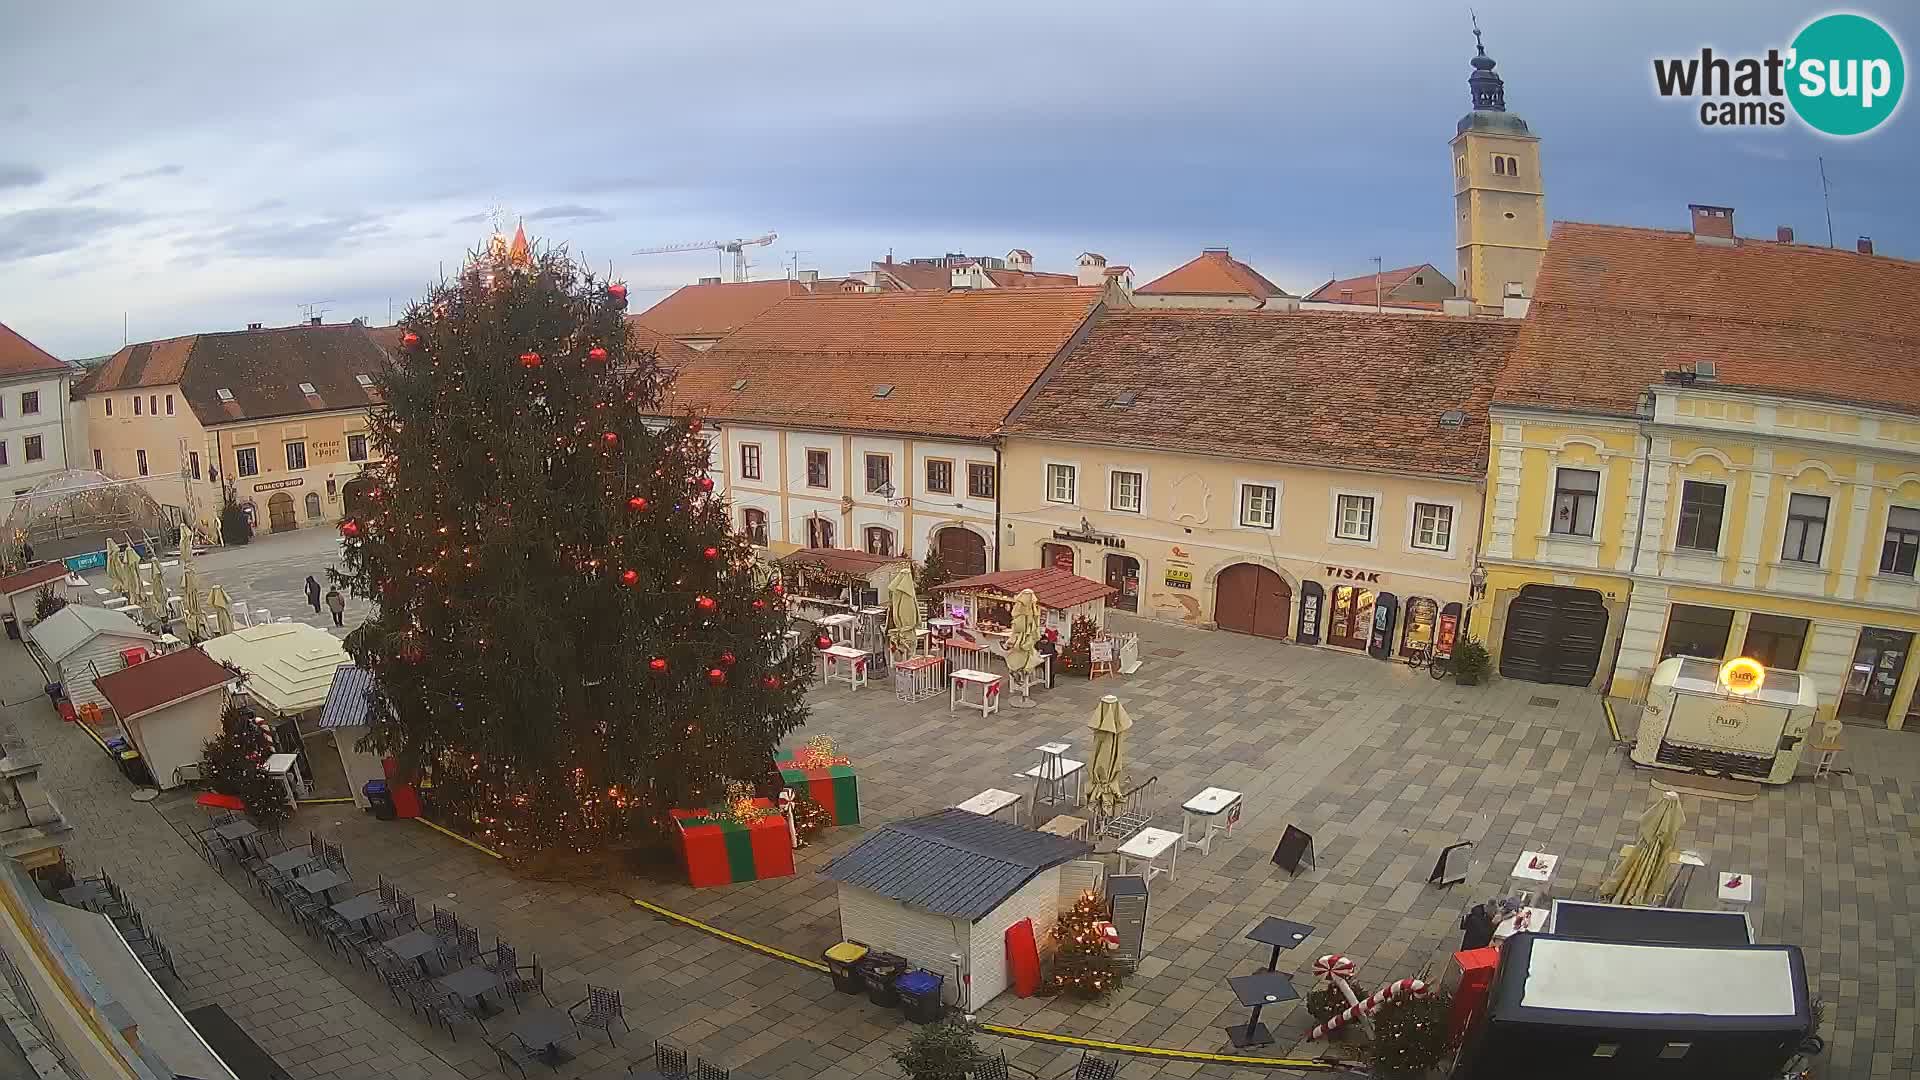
[252,478,303,492]
[1325,565,1382,583]
[311,438,344,462]
[1718,656,1765,695]
[65,550,107,573]
[1164,561,1194,590]
[1053,519,1126,549]
[1171,545,1192,559]
[1436,613,1460,657]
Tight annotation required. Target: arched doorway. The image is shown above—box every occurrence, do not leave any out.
[304,492,323,520]
[1104,553,1140,613]
[341,474,376,519]
[267,492,297,533]
[1041,543,1075,572]
[1499,584,1608,685]
[1213,563,1291,639]
[935,526,987,577]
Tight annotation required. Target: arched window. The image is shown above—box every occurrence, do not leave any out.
[305,492,323,519]
[1493,155,1507,176]
[864,527,895,557]
[806,516,835,549]
[742,508,768,546]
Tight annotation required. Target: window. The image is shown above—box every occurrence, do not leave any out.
[1551,468,1600,537]
[23,435,41,462]
[305,492,323,519]
[236,447,259,477]
[297,382,316,396]
[1454,155,1466,177]
[149,394,157,415]
[806,516,835,549]
[189,451,201,479]
[967,462,996,499]
[864,453,891,495]
[347,434,368,462]
[1109,470,1143,513]
[1744,613,1810,669]
[134,395,143,415]
[739,444,761,480]
[926,458,953,495]
[1045,463,1077,504]
[1674,481,1727,552]
[1881,506,1920,577]
[285,441,307,470]
[805,449,830,488]
[92,448,102,470]
[1335,494,1375,541]
[20,391,38,415]
[742,508,768,546]
[865,527,894,556]
[1240,484,1277,529]
[1412,502,1454,551]
[165,394,174,415]
[1781,493,1829,564]
[0,442,7,466]
[1660,604,1734,661]
[1493,155,1506,175]
[136,449,148,476]
[105,398,113,416]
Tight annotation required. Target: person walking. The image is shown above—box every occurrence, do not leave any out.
[305,575,323,614]
[325,587,345,627]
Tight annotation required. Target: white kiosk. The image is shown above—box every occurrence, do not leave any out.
[1633,656,1819,784]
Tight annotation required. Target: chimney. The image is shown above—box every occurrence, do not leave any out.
[246,322,263,331]
[1005,249,1033,274]
[308,315,322,326]
[698,276,722,285]
[1442,296,1473,317]
[1858,236,1875,255]
[950,266,972,290]
[1688,203,1736,246]
[798,269,818,285]
[1777,225,1795,243]
[1076,252,1107,287]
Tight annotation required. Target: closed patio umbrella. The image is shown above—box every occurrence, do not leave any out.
[1601,790,1686,906]
[208,584,234,636]
[102,538,122,594]
[119,545,143,600]
[885,565,920,656]
[1004,589,1042,674]
[181,567,206,640]
[142,557,168,626]
[1085,694,1133,818]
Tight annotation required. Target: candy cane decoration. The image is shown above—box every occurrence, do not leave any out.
[1312,954,1362,1008]
[1308,978,1431,1041]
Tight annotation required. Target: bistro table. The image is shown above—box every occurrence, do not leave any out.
[266,848,316,874]
[385,929,440,973]
[1246,916,1315,970]
[1180,787,1243,855]
[955,788,1023,826]
[820,644,869,691]
[438,964,504,1016]
[293,867,347,903]
[330,893,387,931]
[1021,749,1084,805]
[1508,851,1559,907]
[949,669,1001,717]
[1223,970,1298,1048]
[213,819,261,858]
[1117,827,1181,883]
[509,1007,578,1064]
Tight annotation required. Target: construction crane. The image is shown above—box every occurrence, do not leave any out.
[631,232,779,283]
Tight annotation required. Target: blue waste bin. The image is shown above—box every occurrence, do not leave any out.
[895,969,945,1024]
[364,780,396,821]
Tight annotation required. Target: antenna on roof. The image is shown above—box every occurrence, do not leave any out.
[1818,156,1835,248]
[1371,256,1383,314]
[299,300,336,323]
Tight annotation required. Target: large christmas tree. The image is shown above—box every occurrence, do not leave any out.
[336,232,814,853]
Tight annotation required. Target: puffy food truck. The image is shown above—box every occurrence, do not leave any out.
[1631,657,1818,784]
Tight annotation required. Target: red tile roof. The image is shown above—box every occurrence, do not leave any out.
[623,320,704,371]
[83,333,197,393]
[95,646,232,721]
[83,323,389,424]
[0,321,70,378]
[1306,265,1433,306]
[664,287,1106,440]
[1005,309,1519,479]
[1497,222,1920,418]
[987,269,1080,288]
[0,563,72,597]
[632,279,817,341]
[1136,249,1288,299]
[775,547,910,578]
[933,567,1116,610]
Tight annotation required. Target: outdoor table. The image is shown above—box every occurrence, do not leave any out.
[1492,906,1549,944]
[60,883,107,908]
[1246,916,1315,970]
[1020,756,1084,804]
[509,1007,577,1064]
[949,669,1001,717]
[1037,815,1090,841]
[954,788,1023,826]
[1224,970,1298,1048]
[385,929,439,973]
[1180,787,1243,855]
[817,612,857,647]
[331,893,387,930]
[893,655,945,702]
[438,964,504,1016]
[293,867,347,903]
[1507,850,1559,906]
[213,819,260,858]
[1117,826,1181,883]
[820,644,869,691]
[266,849,316,874]
[942,639,985,682]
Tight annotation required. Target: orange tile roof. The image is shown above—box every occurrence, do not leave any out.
[933,567,1116,610]
[84,333,198,393]
[87,324,389,424]
[95,646,233,722]
[1005,309,1519,479]
[625,321,702,370]
[1497,222,1920,418]
[1305,265,1423,305]
[0,321,70,378]
[632,279,813,340]
[987,268,1079,288]
[664,287,1105,440]
[0,562,72,597]
[1136,249,1288,299]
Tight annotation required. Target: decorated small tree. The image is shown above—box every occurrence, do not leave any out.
[1056,614,1097,676]
[1363,991,1455,1079]
[219,484,253,546]
[1047,889,1123,999]
[202,697,292,830]
[33,584,67,622]
[916,547,957,602]
[892,1019,986,1080]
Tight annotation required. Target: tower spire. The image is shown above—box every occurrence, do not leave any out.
[1468,16,1507,112]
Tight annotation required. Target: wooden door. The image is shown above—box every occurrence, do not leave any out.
[1105,554,1140,613]
[1327,586,1375,649]
[936,527,987,577]
[1214,563,1289,639]
[267,492,297,533]
[1499,585,1608,685]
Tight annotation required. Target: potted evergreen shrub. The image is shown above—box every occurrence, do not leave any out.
[1451,638,1491,686]
[33,584,68,622]
[891,1019,986,1080]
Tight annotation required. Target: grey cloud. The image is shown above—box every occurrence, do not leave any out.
[247,198,287,212]
[120,164,184,181]
[189,213,390,260]
[451,212,488,224]
[0,164,44,189]
[526,204,612,223]
[68,181,113,199]
[0,206,144,259]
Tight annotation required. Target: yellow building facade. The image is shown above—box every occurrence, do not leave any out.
[1451,32,1546,313]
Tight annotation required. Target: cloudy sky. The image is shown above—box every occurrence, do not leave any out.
[3,0,1914,358]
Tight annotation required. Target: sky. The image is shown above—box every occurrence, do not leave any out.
[2,0,1915,358]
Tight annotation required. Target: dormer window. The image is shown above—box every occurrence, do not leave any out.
[298,382,317,395]
[216,388,235,402]
[355,374,375,388]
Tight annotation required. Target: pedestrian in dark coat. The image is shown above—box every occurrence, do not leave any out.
[325,587,345,627]
[305,576,323,613]
[1460,903,1495,951]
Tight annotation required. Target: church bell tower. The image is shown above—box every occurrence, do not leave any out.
[1450,26,1545,314]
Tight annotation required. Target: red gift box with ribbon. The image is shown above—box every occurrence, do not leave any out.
[670,798,796,887]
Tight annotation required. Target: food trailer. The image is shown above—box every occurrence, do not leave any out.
[1632,657,1819,784]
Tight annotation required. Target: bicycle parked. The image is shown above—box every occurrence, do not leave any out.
[1404,641,1453,680]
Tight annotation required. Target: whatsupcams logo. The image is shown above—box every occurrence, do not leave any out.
[1653,12,1905,136]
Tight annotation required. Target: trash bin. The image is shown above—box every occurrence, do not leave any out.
[823,941,869,995]
[859,951,908,1007]
[364,780,396,821]
[895,969,946,1024]
[4,613,19,640]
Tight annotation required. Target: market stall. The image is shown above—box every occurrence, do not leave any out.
[202,623,351,794]
[1633,657,1819,784]
[931,568,1113,677]
[92,647,235,791]
[776,548,910,622]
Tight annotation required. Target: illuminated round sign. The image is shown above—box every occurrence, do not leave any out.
[1718,657,1766,695]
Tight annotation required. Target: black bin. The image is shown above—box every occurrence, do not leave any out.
[364,780,396,821]
[895,969,945,1024]
[4,613,19,640]
[823,942,869,994]
[859,951,908,1007]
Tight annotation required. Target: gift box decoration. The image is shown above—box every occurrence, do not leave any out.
[670,798,797,887]
[778,737,860,826]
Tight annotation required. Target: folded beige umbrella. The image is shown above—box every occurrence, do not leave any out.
[208,584,234,636]
[142,557,168,626]
[1004,589,1042,674]
[181,567,206,640]
[1601,790,1686,906]
[1085,694,1134,817]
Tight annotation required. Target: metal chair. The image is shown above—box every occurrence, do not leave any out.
[382,966,435,1020]
[385,893,419,934]
[1072,1052,1119,1080]
[502,953,552,1007]
[494,1033,553,1077]
[439,925,480,973]
[692,1059,730,1080]
[431,992,488,1040]
[486,943,524,1012]
[972,1053,1011,1080]
[645,1041,689,1079]
[569,985,630,1045]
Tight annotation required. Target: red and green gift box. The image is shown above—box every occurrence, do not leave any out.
[670,799,796,887]
[778,748,860,826]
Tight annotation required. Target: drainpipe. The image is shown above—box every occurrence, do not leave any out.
[992,441,1003,571]
[1609,393,1657,699]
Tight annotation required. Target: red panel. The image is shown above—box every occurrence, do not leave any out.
[1005,918,1041,998]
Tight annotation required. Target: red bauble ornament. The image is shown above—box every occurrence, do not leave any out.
[695,595,716,611]
[400,331,420,350]
[702,546,719,560]
[649,657,668,673]
[815,634,832,650]
[627,495,649,512]
[339,518,361,538]
[519,350,543,368]
[707,668,726,686]
[608,283,627,301]
[602,432,618,446]
[689,419,703,434]
[762,675,782,690]
[720,651,736,666]
[752,599,765,610]
[587,346,608,362]
[772,583,785,597]
[621,569,639,586]
[696,477,715,492]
